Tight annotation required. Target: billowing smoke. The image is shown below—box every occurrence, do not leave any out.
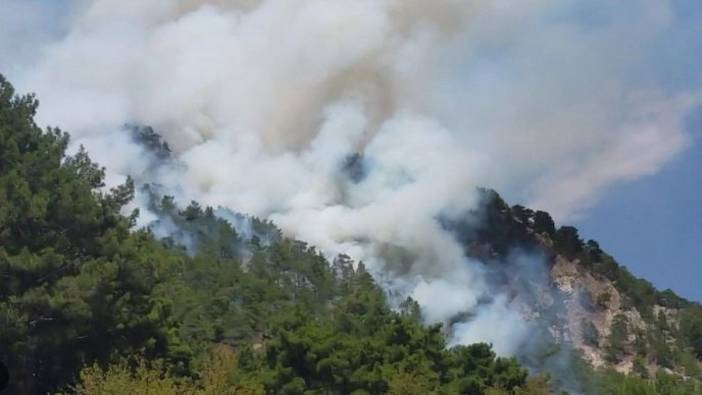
[2,0,700,357]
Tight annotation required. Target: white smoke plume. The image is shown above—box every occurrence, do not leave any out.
[2,0,700,356]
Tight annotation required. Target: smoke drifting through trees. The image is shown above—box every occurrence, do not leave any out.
[6,0,700,357]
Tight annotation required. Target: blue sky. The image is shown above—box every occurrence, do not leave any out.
[575,0,702,302]
[577,110,702,302]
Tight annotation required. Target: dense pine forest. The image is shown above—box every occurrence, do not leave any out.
[0,75,701,394]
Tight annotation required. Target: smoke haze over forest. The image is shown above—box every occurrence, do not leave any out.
[2,0,701,355]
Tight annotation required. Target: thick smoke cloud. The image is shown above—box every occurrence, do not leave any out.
[2,0,700,356]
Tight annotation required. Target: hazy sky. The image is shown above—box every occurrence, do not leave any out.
[575,0,702,302]
[578,113,702,301]
[1,0,700,302]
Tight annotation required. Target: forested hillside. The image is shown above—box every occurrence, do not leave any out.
[449,190,702,394]
[0,75,700,395]
[0,75,539,394]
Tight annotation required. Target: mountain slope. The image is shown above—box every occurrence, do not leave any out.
[454,190,702,387]
[1,74,700,394]
[0,74,538,395]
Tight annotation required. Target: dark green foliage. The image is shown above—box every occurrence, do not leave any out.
[651,336,675,369]
[606,314,629,363]
[657,289,690,309]
[468,189,525,255]
[632,356,648,378]
[585,239,603,262]
[634,329,649,357]
[553,226,583,259]
[532,211,556,237]
[581,320,600,347]
[444,186,702,383]
[129,124,171,159]
[0,78,111,257]
[1,75,700,393]
[680,305,702,360]
[446,189,539,257]
[657,310,671,333]
[566,351,701,395]
[0,75,535,394]
[463,189,697,330]
[257,270,527,394]
[0,75,183,393]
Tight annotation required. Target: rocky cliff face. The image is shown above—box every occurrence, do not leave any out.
[452,189,702,381]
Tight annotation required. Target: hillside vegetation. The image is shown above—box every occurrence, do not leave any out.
[0,75,536,395]
[452,190,702,393]
[0,75,700,394]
